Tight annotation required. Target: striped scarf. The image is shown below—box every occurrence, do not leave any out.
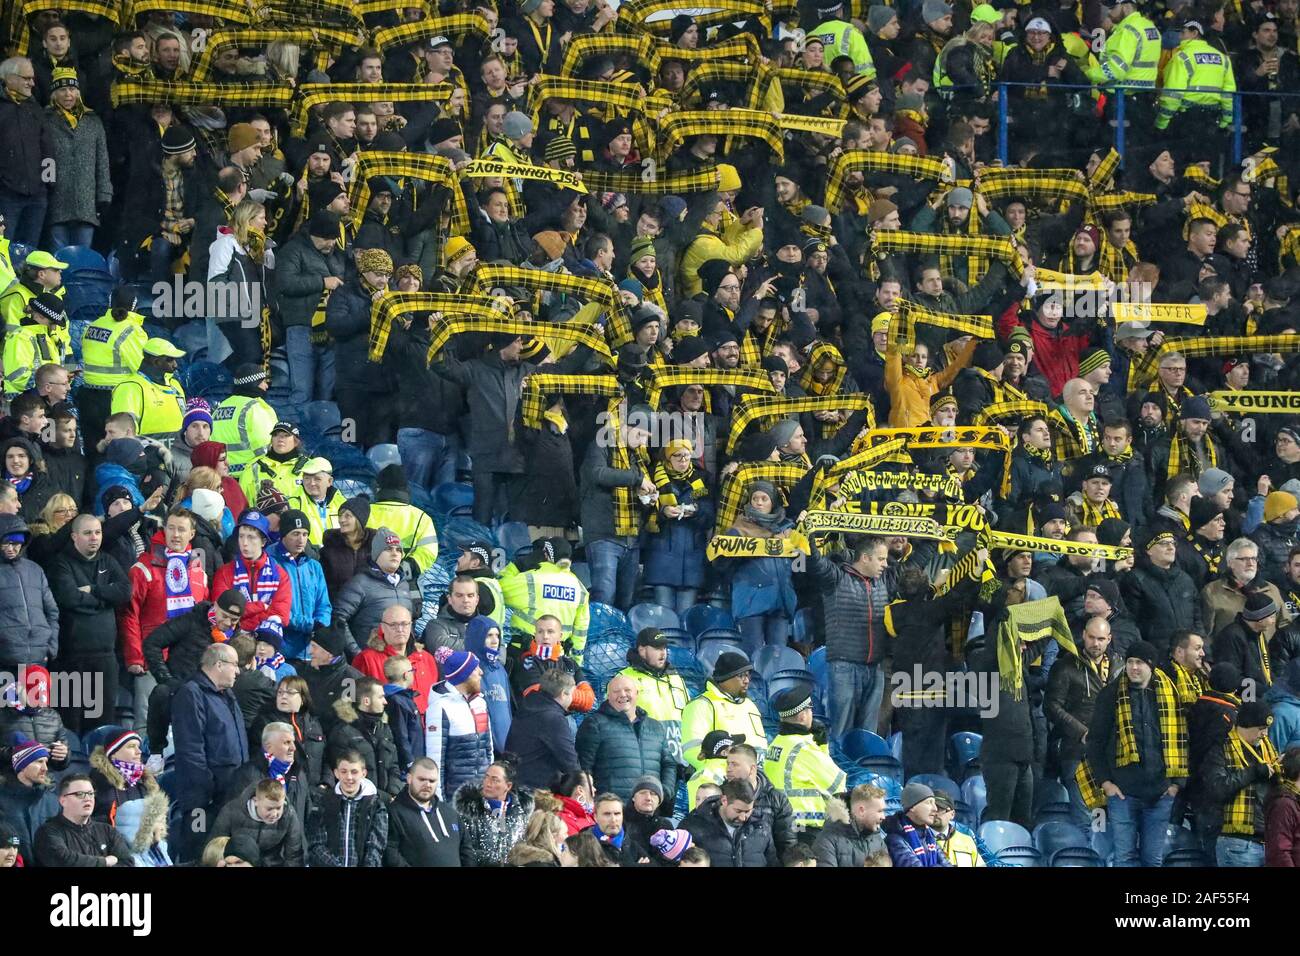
[1097,236,1139,286]
[1090,190,1158,217]
[1048,406,1099,461]
[1221,732,1279,836]
[643,367,775,411]
[1188,535,1222,578]
[894,818,944,866]
[799,342,847,398]
[650,32,763,65]
[189,28,358,82]
[425,315,613,367]
[1166,430,1218,480]
[561,33,656,77]
[738,316,785,369]
[1079,496,1122,526]
[894,298,994,343]
[1168,662,1207,707]
[231,554,282,615]
[607,402,653,537]
[1115,670,1188,776]
[294,83,451,135]
[976,168,1089,205]
[656,109,784,162]
[474,265,629,345]
[681,61,779,112]
[715,463,808,535]
[111,80,291,110]
[520,374,622,429]
[369,292,504,362]
[372,14,490,56]
[582,167,721,196]
[164,550,195,619]
[728,393,875,454]
[652,462,709,509]
[825,150,950,214]
[348,152,467,238]
[871,231,1023,277]
[528,76,645,117]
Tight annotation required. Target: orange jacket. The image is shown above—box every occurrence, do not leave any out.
[884,338,978,427]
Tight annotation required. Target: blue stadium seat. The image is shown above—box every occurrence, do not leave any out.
[948,731,982,779]
[178,360,233,404]
[807,646,828,709]
[627,602,680,636]
[978,819,1033,855]
[887,731,903,762]
[657,627,694,649]
[841,730,891,762]
[1050,847,1103,867]
[367,443,402,472]
[848,771,902,800]
[855,755,904,785]
[954,799,976,829]
[1034,778,1070,810]
[682,604,734,637]
[961,774,988,823]
[1033,821,1091,860]
[1034,802,1076,827]
[766,668,816,702]
[696,640,739,675]
[432,482,474,518]
[55,245,109,274]
[301,400,343,438]
[996,845,1042,867]
[496,522,534,562]
[753,645,804,682]
[906,773,962,804]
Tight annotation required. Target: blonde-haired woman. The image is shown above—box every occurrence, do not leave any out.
[506,810,572,867]
[26,492,78,565]
[208,199,273,367]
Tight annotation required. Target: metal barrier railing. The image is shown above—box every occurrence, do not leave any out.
[977,81,1300,169]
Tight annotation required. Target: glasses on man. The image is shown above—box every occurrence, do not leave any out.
[63,791,95,800]
[382,619,412,629]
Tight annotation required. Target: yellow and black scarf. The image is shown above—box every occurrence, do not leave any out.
[1169,662,1208,707]
[1079,496,1122,527]
[1166,430,1218,480]
[1221,732,1279,836]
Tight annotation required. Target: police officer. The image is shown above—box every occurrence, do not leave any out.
[212,364,276,476]
[79,286,148,452]
[4,292,69,397]
[686,729,741,810]
[1156,18,1236,163]
[500,537,591,663]
[109,337,186,440]
[367,463,439,578]
[0,250,66,336]
[1092,0,1162,144]
[681,650,768,771]
[456,539,505,627]
[810,0,874,78]
[764,687,846,837]
[240,420,308,504]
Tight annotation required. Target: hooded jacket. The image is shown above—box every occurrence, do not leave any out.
[88,746,168,834]
[327,697,402,799]
[0,514,60,665]
[813,795,888,867]
[307,777,389,867]
[1,437,55,523]
[424,678,494,801]
[384,788,464,867]
[331,562,422,659]
[465,616,512,751]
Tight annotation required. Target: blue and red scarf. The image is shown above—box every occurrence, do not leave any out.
[112,758,145,789]
[264,750,292,783]
[898,819,944,866]
[231,553,280,612]
[164,550,195,619]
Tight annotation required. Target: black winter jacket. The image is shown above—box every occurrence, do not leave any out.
[0,96,52,199]
[46,544,130,658]
[1045,651,1122,763]
[142,601,218,685]
[300,656,365,733]
[326,698,402,798]
[1120,561,1202,659]
[504,692,580,791]
[35,813,133,866]
[210,782,306,866]
[383,789,464,867]
[681,795,778,868]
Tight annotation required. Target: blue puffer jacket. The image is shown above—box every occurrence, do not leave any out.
[92,462,143,515]
[642,503,714,589]
[384,683,424,778]
[269,542,333,658]
[424,680,494,800]
[720,516,798,619]
[0,514,60,665]
[171,669,250,810]
[465,616,512,752]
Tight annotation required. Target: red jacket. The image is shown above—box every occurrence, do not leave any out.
[353,643,439,716]
[211,550,293,633]
[998,310,1092,399]
[557,794,596,836]
[118,532,209,669]
[1265,787,1300,867]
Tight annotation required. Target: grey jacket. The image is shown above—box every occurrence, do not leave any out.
[802,544,890,665]
[813,797,888,866]
[331,563,422,657]
[43,106,112,225]
[578,440,646,543]
[274,227,347,328]
[0,515,60,665]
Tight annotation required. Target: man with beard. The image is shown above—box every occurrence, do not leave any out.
[384,757,463,866]
[0,739,60,864]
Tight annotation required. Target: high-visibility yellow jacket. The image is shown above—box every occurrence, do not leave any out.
[289,486,344,546]
[937,823,988,866]
[0,238,16,291]
[1155,38,1235,130]
[110,372,186,438]
[366,497,439,575]
[686,761,727,809]
[680,681,768,771]
[3,322,65,395]
[0,281,64,336]
[80,309,148,388]
[1094,12,1160,88]
[500,561,591,660]
[211,393,276,475]
[763,731,847,831]
[239,452,309,504]
[472,572,506,628]
[810,19,874,77]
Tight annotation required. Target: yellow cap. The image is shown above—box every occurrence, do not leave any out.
[144,337,185,358]
[871,312,892,334]
[971,3,999,23]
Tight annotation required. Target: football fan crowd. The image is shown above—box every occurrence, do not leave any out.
[1,0,1299,871]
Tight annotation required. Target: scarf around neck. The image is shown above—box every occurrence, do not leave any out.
[112,758,145,789]
[232,553,280,608]
[164,550,195,619]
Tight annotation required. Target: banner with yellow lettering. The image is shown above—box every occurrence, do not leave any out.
[706,532,810,561]
[1207,391,1300,414]
[1113,302,1207,326]
[462,159,588,193]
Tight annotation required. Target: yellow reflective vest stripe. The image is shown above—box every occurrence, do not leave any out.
[1155,39,1235,129]
[109,373,186,438]
[680,682,768,771]
[289,489,342,546]
[763,732,846,829]
[3,325,60,395]
[211,395,276,473]
[80,311,148,387]
[1,283,65,335]
[500,563,591,660]
[366,500,439,575]
[239,454,308,504]
[686,762,727,809]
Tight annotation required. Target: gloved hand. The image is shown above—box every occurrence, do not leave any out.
[248,188,276,203]
[570,681,595,713]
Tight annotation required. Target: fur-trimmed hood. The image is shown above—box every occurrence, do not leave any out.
[825,793,850,825]
[453,781,535,819]
[89,746,160,795]
[332,696,390,726]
